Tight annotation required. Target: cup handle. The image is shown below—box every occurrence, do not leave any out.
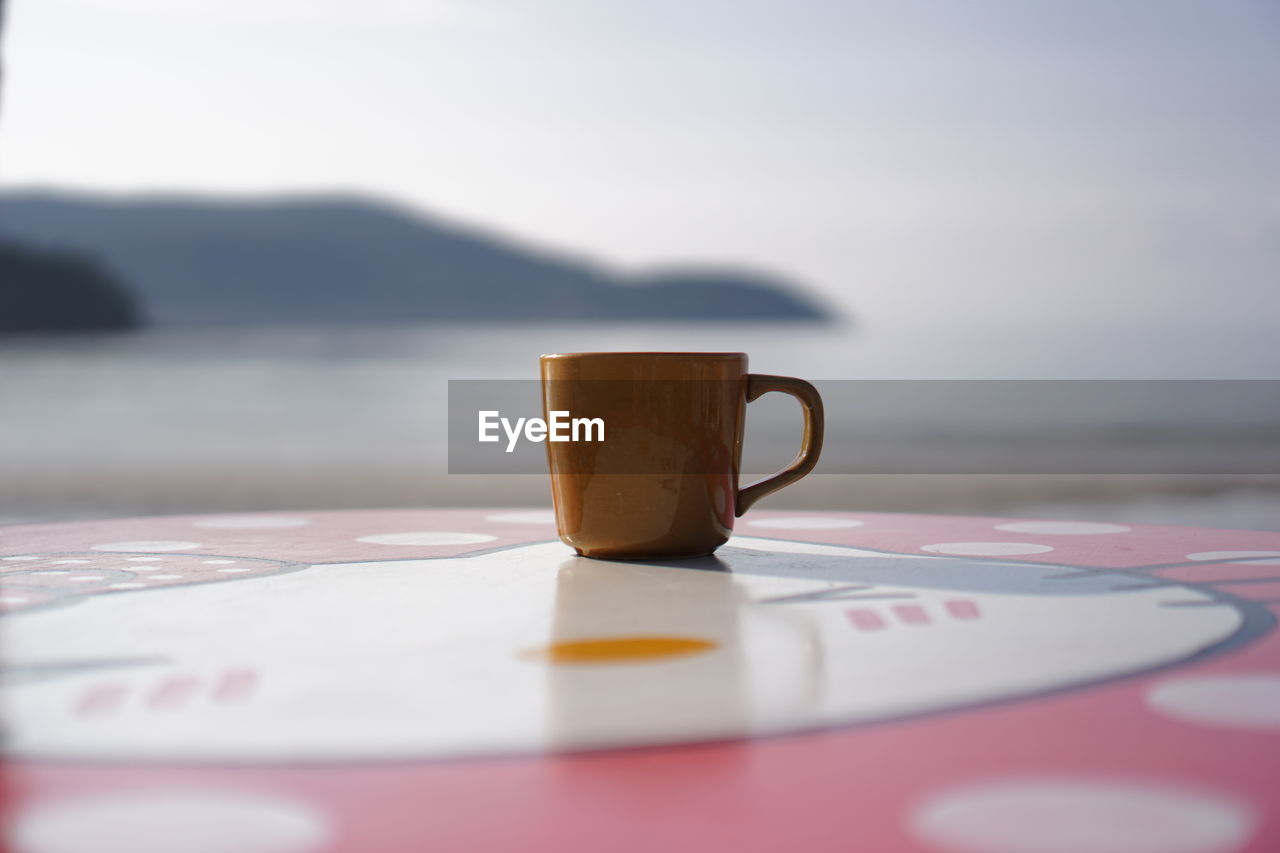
[736,374,825,516]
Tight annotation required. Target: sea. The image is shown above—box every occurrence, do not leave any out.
[2,321,1278,529]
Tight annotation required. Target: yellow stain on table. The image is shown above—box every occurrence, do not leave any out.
[527,636,717,665]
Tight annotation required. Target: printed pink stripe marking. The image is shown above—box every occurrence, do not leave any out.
[893,604,929,625]
[213,669,258,703]
[148,675,200,710]
[76,683,126,716]
[846,609,886,631]
[945,600,981,620]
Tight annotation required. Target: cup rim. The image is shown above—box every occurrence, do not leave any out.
[541,351,747,360]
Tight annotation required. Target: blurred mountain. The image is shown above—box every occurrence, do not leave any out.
[0,191,831,326]
[0,241,140,334]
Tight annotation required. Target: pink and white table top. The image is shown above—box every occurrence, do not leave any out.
[2,509,1279,853]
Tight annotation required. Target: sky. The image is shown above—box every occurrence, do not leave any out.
[1,0,1278,326]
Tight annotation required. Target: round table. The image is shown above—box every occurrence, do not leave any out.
[2,509,1279,853]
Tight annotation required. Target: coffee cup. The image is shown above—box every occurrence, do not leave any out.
[540,352,823,559]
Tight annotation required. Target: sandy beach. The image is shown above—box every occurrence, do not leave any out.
[5,462,1278,532]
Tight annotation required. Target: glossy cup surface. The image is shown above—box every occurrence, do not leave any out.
[541,353,747,559]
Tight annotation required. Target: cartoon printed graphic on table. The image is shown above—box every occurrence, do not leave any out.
[0,523,1268,762]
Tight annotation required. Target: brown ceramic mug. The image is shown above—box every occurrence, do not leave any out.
[540,352,824,559]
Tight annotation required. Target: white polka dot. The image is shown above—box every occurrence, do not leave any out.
[746,517,865,530]
[356,531,497,546]
[126,557,163,562]
[1146,674,1280,731]
[194,516,311,530]
[1,595,30,604]
[108,582,147,590]
[149,574,183,580]
[1186,551,1280,566]
[2,555,39,561]
[10,789,331,853]
[91,541,202,553]
[50,559,92,564]
[68,576,106,583]
[486,510,557,524]
[203,560,238,565]
[911,777,1255,853]
[216,567,253,573]
[921,542,1055,556]
[995,521,1132,535]
[130,565,163,572]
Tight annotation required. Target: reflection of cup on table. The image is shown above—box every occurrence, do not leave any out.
[541,554,749,751]
[538,550,826,753]
[540,352,824,559]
